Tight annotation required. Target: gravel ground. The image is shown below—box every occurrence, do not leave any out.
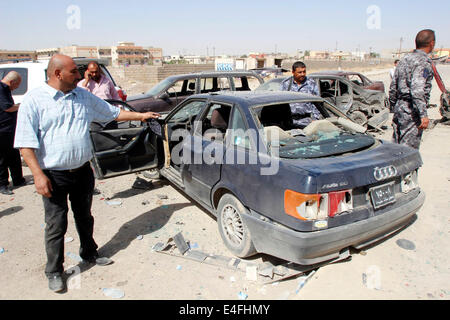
[0,65,449,300]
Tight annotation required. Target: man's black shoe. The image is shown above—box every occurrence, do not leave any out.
[13,179,34,187]
[0,186,14,195]
[48,275,65,292]
[82,255,113,266]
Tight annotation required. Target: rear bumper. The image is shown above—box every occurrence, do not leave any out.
[242,190,425,265]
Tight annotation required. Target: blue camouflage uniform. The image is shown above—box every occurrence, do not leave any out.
[280,76,321,128]
[389,49,433,149]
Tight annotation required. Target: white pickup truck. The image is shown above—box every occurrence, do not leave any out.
[0,58,126,103]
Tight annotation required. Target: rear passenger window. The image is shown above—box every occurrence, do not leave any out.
[0,68,28,95]
[200,77,230,93]
[232,76,260,90]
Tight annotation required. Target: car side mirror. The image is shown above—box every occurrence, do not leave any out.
[159,92,169,100]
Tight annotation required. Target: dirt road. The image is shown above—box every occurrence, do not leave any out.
[0,65,449,300]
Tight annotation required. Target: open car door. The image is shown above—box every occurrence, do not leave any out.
[89,100,160,179]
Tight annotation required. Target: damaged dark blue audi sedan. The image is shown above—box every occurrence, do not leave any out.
[89,91,425,265]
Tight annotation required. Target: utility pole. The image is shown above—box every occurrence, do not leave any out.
[398,37,403,57]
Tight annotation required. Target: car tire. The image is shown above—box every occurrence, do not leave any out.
[217,194,257,258]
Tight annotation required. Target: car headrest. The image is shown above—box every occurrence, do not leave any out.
[211,107,231,130]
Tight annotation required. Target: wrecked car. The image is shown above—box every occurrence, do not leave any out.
[126,71,264,113]
[90,91,425,265]
[312,70,386,92]
[256,74,390,129]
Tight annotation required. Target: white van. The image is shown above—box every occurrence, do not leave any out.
[0,58,126,104]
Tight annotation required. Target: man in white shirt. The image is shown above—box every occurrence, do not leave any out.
[14,54,159,293]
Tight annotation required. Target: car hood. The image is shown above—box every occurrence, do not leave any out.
[281,140,422,194]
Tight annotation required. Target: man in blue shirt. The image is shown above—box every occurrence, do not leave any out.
[0,71,28,195]
[14,54,160,293]
[280,61,322,128]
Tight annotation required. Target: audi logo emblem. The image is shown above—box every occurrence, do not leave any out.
[374,166,398,181]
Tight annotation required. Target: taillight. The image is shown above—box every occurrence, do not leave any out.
[285,189,353,222]
[118,89,127,101]
[328,190,353,217]
[284,190,327,221]
[401,170,418,193]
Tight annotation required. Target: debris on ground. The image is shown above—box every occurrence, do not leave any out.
[66,252,82,263]
[136,235,144,240]
[362,267,381,290]
[132,177,153,190]
[65,237,74,243]
[106,200,122,206]
[396,239,416,251]
[152,233,350,286]
[0,247,4,254]
[102,288,125,299]
[189,242,199,249]
[295,270,317,294]
[237,291,248,300]
[157,194,168,200]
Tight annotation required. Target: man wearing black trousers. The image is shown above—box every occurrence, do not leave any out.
[0,71,28,195]
[14,54,160,293]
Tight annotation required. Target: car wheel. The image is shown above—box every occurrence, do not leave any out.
[217,194,257,258]
[349,111,368,126]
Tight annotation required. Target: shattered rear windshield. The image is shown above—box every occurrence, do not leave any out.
[254,101,375,159]
[277,133,375,159]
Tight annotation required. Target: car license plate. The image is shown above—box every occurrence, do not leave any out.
[370,182,396,209]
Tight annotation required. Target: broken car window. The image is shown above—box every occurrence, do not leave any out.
[254,101,375,159]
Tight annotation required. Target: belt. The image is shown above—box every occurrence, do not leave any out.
[68,162,91,173]
[46,162,90,174]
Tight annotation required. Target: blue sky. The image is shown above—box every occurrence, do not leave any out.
[1,0,449,55]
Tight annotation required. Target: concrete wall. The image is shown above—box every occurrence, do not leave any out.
[111,61,393,96]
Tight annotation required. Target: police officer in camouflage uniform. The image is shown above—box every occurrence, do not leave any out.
[389,29,435,149]
[281,61,321,128]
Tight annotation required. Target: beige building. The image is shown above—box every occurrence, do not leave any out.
[97,47,112,65]
[308,51,330,60]
[111,42,149,66]
[0,50,36,63]
[59,46,98,59]
[434,48,450,58]
[36,48,59,60]
[146,47,163,66]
